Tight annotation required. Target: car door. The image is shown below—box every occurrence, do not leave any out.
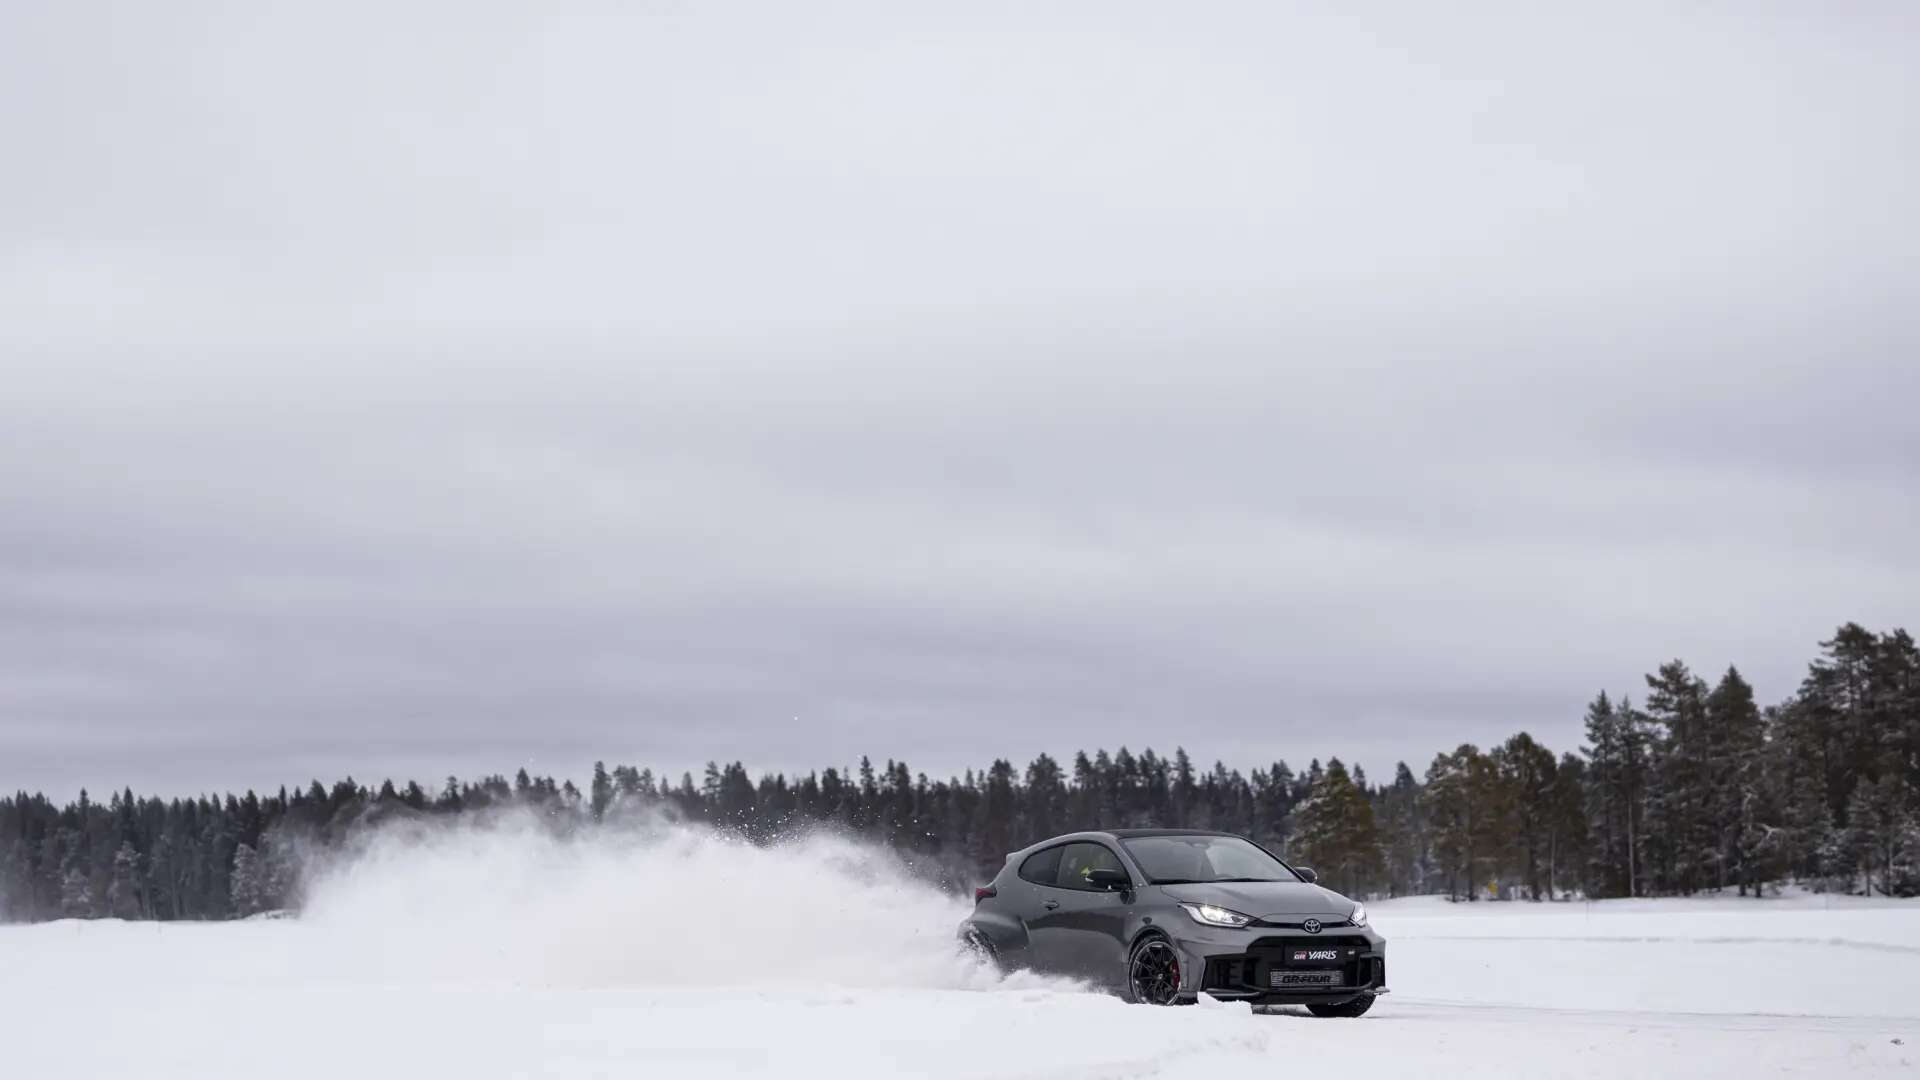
[998,845,1063,970]
[1027,841,1133,987]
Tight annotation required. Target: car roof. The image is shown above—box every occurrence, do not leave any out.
[1016,827,1239,854]
[1105,828,1239,839]
[1000,828,1266,873]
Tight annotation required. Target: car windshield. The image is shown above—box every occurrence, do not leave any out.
[1120,835,1299,884]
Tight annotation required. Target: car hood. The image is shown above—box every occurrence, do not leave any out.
[1157,880,1353,919]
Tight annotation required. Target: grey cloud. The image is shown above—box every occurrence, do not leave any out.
[2,1,1916,797]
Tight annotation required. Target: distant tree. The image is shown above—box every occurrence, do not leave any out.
[1703,667,1764,891]
[1494,733,1557,900]
[230,843,264,917]
[1171,748,1197,825]
[60,864,92,918]
[1424,745,1503,899]
[1023,754,1067,847]
[1548,753,1589,898]
[1068,752,1100,831]
[1294,758,1384,897]
[977,760,1017,866]
[587,761,612,824]
[105,842,142,919]
[1376,763,1424,896]
[1583,693,1650,897]
[1849,774,1916,896]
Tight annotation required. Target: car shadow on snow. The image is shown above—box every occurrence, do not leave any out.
[1247,1004,1379,1019]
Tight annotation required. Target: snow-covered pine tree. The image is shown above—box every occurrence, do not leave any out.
[60,863,92,918]
[229,842,263,917]
[105,842,141,919]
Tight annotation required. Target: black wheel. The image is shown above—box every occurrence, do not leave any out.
[962,928,1000,970]
[1305,995,1375,1018]
[1126,936,1187,1005]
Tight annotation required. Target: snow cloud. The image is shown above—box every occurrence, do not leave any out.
[296,813,1048,992]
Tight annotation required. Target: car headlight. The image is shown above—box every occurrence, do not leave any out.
[1350,903,1368,928]
[1178,902,1253,928]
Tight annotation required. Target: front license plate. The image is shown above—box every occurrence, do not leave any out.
[1270,969,1345,989]
[1289,947,1344,964]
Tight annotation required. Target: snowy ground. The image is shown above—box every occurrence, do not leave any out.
[5,824,1916,1078]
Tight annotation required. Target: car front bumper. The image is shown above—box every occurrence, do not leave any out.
[1162,922,1388,1006]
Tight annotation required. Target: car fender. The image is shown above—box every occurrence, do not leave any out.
[1125,916,1168,952]
[959,908,1034,966]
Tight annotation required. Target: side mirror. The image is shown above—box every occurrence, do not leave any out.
[1294,866,1318,884]
[1087,867,1131,891]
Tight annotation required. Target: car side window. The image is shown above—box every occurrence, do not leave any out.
[1018,846,1063,885]
[1054,842,1125,891]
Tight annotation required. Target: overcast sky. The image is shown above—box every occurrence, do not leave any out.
[3,1,1916,798]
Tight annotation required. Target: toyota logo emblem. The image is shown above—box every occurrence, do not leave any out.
[1302,918,1322,934]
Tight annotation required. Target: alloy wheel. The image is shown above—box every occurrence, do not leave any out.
[1129,939,1182,1005]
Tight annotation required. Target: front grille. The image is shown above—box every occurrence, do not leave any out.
[1248,934,1369,956]
[1202,935,1378,995]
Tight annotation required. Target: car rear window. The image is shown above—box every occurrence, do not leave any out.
[1017,846,1063,885]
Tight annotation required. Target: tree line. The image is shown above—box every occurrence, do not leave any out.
[3,622,1916,921]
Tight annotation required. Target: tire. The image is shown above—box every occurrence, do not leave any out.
[1305,995,1375,1018]
[962,928,1001,971]
[1125,935,1189,1006]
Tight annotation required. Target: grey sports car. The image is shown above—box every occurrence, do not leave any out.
[957,828,1387,1015]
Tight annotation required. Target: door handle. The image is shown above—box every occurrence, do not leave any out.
[1043,899,1060,910]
